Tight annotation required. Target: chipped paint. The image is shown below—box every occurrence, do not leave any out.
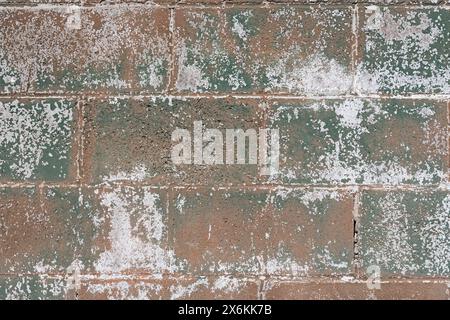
[269,99,447,185]
[175,7,353,94]
[95,187,176,274]
[360,190,450,276]
[0,5,170,93]
[357,7,450,94]
[0,99,74,180]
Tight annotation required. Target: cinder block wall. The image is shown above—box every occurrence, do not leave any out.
[0,0,449,300]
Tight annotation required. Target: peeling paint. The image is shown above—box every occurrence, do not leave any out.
[0,99,74,180]
[95,187,176,274]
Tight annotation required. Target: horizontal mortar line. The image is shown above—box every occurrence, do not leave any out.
[257,277,450,284]
[0,182,448,191]
[0,273,448,283]
[168,184,450,191]
[0,272,351,279]
[0,3,448,10]
[0,3,341,10]
[0,94,450,100]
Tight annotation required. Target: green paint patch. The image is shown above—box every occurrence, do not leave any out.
[269,99,447,185]
[175,7,353,94]
[0,276,67,300]
[0,56,22,92]
[0,99,75,181]
[358,7,450,94]
[359,190,450,276]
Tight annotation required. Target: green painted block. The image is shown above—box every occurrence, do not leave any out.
[359,190,450,277]
[0,99,76,181]
[268,99,447,185]
[357,7,450,94]
[172,188,354,276]
[175,6,353,94]
[0,7,170,93]
[85,97,264,185]
[0,276,68,300]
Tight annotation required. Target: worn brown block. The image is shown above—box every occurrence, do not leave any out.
[171,187,354,276]
[174,6,354,94]
[83,97,264,185]
[448,101,450,174]
[264,281,449,300]
[0,187,99,274]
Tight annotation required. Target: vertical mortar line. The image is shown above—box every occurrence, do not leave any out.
[258,97,269,184]
[75,98,84,184]
[167,6,176,95]
[76,94,86,300]
[38,181,46,217]
[167,185,174,274]
[447,100,450,182]
[257,277,265,300]
[351,3,360,96]
[352,187,361,279]
[258,98,268,277]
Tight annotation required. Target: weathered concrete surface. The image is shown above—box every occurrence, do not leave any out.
[77,276,259,300]
[172,187,354,276]
[264,280,449,300]
[0,276,72,300]
[83,97,264,185]
[0,187,101,274]
[356,7,450,94]
[358,190,450,277]
[0,3,449,300]
[0,6,170,94]
[0,99,77,181]
[174,6,354,94]
[268,99,448,185]
[0,186,172,275]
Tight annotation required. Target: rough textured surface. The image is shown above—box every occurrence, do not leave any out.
[172,188,354,276]
[83,97,264,185]
[0,99,77,181]
[0,6,170,94]
[0,2,449,300]
[269,99,448,185]
[359,190,450,277]
[174,6,354,94]
[0,186,172,275]
[264,280,449,300]
[0,186,100,274]
[0,276,71,300]
[356,7,450,94]
[78,276,258,300]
